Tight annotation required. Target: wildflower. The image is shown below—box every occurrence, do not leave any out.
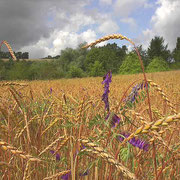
[79,169,89,176]
[125,81,147,104]
[102,71,112,112]
[118,133,149,151]
[50,150,60,161]
[80,144,86,150]
[111,114,121,128]
[61,171,71,180]
[50,88,53,94]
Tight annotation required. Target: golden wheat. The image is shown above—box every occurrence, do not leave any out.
[147,80,177,114]
[43,170,71,180]
[0,82,28,87]
[117,113,180,149]
[0,40,17,60]
[79,138,137,180]
[0,140,41,162]
[39,136,67,156]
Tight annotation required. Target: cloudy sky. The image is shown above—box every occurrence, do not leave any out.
[0,0,180,58]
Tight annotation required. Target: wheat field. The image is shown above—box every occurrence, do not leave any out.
[0,70,180,180]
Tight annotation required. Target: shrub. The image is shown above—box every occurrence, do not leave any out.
[68,66,84,78]
[89,61,105,77]
[146,57,169,72]
[119,53,141,74]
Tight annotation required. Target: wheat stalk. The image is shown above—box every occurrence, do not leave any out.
[128,110,179,158]
[43,170,71,180]
[117,113,180,148]
[0,82,28,87]
[39,136,67,156]
[0,40,17,60]
[15,116,39,139]
[147,80,177,114]
[23,160,31,180]
[82,34,134,49]
[41,117,62,136]
[79,138,137,180]
[0,140,41,162]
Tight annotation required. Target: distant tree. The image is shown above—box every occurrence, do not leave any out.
[132,45,148,67]
[47,55,52,59]
[84,47,100,72]
[68,66,84,78]
[85,43,126,74]
[22,52,29,59]
[147,36,171,63]
[16,52,22,59]
[102,43,127,72]
[58,48,78,72]
[146,57,169,72]
[172,37,180,63]
[89,61,105,77]
[119,52,141,74]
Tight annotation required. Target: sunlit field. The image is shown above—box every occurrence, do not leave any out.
[0,70,179,180]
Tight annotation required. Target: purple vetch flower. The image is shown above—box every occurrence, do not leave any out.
[55,153,60,161]
[50,150,55,154]
[80,144,86,150]
[111,114,121,128]
[61,171,71,180]
[125,81,147,104]
[50,88,53,94]
[102,71,112,112]
[50,150,60,161]
[79,169,89,176]
[105,113,121,128]
[118,133,149,151]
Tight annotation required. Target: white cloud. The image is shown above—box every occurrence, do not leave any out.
[141,0,180,50]
[113,0,151,17]
[120,17,137,28]
[54,11,95,32]
[99,0,113,5]
[19,29,97,58]
[98,19,119,34]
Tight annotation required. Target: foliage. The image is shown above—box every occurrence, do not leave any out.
[0,36,180,81]
[67,66,85,78]
[146,57,170,72]
[0,51,29,59]
[147,36,171,63]
[7,61,30,80]
[119,52,142,74]
[172,37,180,63]
[85,43,126,73]
[169,62,180,70]
[89,61,105,77]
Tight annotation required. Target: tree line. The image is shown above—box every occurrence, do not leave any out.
[0,36,180,80]
[0,51,29,59]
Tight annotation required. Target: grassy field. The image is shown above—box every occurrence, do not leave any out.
[0,70,180,180]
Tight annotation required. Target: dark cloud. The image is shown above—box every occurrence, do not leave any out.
[0,0,88,51]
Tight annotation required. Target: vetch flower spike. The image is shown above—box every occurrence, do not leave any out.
[124,81,148,104]
[118,133,149,151]
[102,71,112,112]
[79,169,89,176]
[50,150,60,161]
[61,171,71,180]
